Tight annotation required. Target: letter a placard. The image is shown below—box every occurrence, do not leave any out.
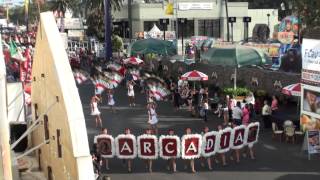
[115,134,137,159]
[137,134,158,159]
[201,131,220,157]
[159,135,180,159]
[181,134,202,159]
[231,125,246,150]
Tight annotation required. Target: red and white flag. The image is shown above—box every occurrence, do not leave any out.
[115,134,137,159]
[159,135,180,159]
[137,134,158,159]
[73,71,88,84]
[181,134,202,159]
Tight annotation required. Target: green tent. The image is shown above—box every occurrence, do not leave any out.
[128,38,177,56]
[201,45,270,67]
[201,46,271,89]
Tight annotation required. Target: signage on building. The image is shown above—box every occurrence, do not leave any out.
[302,39,320,86]
[178,3,213,10]
[57,18,83,30]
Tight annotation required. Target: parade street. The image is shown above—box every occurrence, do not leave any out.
[79,83,320,180]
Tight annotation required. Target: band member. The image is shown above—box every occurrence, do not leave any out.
[166,129,177,173]
[184,128,196,173]
[127,80,136,107]
[147,102,159,135]
[91,95,102,128]
[201,126,213,170]
[107,89,116,113]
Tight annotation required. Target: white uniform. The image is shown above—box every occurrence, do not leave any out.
[108,94,115,106]
[128,84,134,97]
[148,108,158,125]
[91,102,101,116]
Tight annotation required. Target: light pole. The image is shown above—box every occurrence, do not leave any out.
[243,16,251,42]
[178,18,187,55]
[228,17,236,43]
[159,18,169,40]
[225,0,230,42]
[267,13,270,27]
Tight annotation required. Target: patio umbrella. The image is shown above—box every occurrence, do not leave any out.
[282,83,301,113]
[282,83,301,97]
[201,45,270,89]
[129,38,177,56]
[181,70,208,81]
[123,57,144,65]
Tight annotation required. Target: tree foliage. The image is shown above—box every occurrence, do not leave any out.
[85,0,123,40]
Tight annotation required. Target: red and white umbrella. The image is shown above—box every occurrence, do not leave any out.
[180,70,208,81]
[282,83,301,96]
[123,57,143,65]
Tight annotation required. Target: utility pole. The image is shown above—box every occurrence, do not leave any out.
[225,0,230,42]
[128,0,132,40]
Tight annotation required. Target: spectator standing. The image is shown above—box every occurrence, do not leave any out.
[232,101,243,126]
[262,100,272,128]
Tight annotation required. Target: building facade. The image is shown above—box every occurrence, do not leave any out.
[112,0,278,42]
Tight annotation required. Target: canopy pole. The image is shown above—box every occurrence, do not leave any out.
[233,67,237,90]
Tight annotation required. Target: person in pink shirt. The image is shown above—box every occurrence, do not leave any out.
[242,104,250,126]
[271,95,279,113]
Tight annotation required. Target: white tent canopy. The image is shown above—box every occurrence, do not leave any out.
[148,24,162,38]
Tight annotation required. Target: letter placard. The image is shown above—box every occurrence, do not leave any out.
[246,122,260,147]
[201,131,220,157]
[95,134,115,158]
[218,127,232,153]
[159,135,180,159]
[137,134,158,159]
[181,134,202,159]
[231,125,246,150]
[115,134,137,159]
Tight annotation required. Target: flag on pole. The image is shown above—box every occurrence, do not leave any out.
[9,40,25,61]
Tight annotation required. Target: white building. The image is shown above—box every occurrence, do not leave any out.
[112,0,278,41]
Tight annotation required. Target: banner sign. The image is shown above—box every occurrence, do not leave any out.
[178,3,213,10]
[107,123,260,160]
[307,130,320,154]
[302,39,320,86]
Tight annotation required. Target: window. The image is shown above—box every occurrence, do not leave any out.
[173,20,194,38]
[44,115,49,143]
[198,19,221,38]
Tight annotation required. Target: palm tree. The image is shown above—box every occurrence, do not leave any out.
[51,0,78,32]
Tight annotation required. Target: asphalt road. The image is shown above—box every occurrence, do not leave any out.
[78,82,320,180]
